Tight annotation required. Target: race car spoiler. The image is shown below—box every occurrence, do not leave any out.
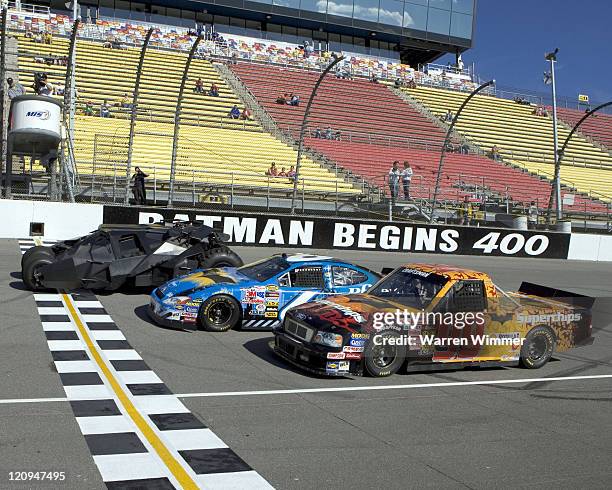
[518,282,595,309]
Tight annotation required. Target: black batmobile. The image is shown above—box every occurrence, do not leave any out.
[21,223,243,291]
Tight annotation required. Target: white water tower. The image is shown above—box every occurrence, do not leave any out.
[8,95,62,156]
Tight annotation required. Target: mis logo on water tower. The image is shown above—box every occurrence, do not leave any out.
[26,110,51,120]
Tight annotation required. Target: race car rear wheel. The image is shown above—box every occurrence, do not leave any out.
[23,255,54,291]
[199,246,243,269]
[199,295,241,332]
[363,331,406,377]
[520,326,556,369]
[21,246,54,270]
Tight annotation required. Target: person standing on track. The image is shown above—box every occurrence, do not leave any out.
[131,167,149,205]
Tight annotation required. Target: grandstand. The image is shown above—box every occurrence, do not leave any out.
[556,107,612,153]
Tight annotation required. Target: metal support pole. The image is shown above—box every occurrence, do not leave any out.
[124,27,153,205]
[168,34,202,207]
[549,56,561,221]
[429,80,495,222]
[546,100,612,224]
[290,55,344,214]
[0,8,8,197]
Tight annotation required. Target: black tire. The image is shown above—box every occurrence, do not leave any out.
[364,331,406,377]
[23,255,54,291]
[21,246,54,270]
[199,246,243,269]
[199,295,241,332]
[520,326,556,369]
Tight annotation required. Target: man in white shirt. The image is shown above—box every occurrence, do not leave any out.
[388,161,400,203]
[401,161,413,200]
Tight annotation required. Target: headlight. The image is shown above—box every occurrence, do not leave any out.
[313,331,343,348]
[164,296,191,305]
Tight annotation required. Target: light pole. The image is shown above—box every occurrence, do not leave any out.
[429,79,495,223]
[544,48,561,221]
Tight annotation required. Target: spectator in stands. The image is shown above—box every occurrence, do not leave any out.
[528,201,538,229]
[288,94,300,106]
[240,108,252,120]
[120,93,133,109]
[266,162,278,177]
[370,74,379,84]
[100,100,111,118]
[6,77,25,99]
[276,93,287,105]
[194,78,204,93]
[394,78,403,89]
[231,52,238,65]
[443,109,454,123]
[325,127,333,140]
[304,42,314,58]
[34,32,43,43]
[388,161,400,203]
[401,161,413,200]
[313,128,322,139]
[458,196,473,225]
[490,145,502,161]
[43,31,52,45]
[278,167,288,177]
[460,143,470,154]
[406,78,417,89]
[84,101,94,116]
[24,27,34,39]
[111,38,125,49]
[335,130,341,141]
[55,84,65,96]
[228,105,241,119]
[131,167,148,205]
[287,165,296,181]
[208,83,219,97]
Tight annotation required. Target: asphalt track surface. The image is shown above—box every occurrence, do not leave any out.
[2,239,612,489]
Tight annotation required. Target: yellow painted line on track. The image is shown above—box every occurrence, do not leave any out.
[61,293,199,490]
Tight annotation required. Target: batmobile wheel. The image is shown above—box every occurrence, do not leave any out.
[23,255,54,291]
[199,246,243,269]
[363,331,406,377]
[520,326,556,369]
[199,295,241,332]
[21,246,54,270]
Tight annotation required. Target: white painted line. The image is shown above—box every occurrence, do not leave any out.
[54,360,97,373]
[162,428,228,451]
[63,385,112,400]
[103,350,143,361]
[93,453,169,482]
[132,395,190,415]
[38,307,69,315]
[91,330,126,341]
[196,471,274,490]
[42,321,75,331]
[48,339,85,351]
[76,415,134,435]
[82,314,114,323]
[74,300,103,308]
[0,397,68,405]
[117,371,163,385]
[34,293,63,301]
[176,373,612,398]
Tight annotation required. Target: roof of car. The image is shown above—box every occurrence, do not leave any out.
[401,263,490,280]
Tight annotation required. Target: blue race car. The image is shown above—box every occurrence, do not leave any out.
[148,254,381,332]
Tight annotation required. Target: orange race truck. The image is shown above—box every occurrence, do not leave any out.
[273,264,594,377]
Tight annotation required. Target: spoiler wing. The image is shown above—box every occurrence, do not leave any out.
[518,282,595,309]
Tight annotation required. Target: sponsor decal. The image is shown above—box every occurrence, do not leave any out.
[327,352,346,359]
[326,361,350,372]
[266,285,279,291]
[343,345,365,353]
[344,352,361,360]
[265,311,278,318]
[26,110,50,120]
[265,300,279,307]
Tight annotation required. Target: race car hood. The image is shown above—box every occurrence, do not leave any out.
[288,294,417,333]
[159,267,244,296]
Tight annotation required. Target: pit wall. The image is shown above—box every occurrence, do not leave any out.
[1,199,610,262]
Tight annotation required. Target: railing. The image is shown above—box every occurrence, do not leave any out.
[7,1,50,16]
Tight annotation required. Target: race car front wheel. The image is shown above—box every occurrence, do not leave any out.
[199,246,243,269]
[23,255,54,291]
[21,246,54,270]
[520,326,556,369]
[199,295,241,332]
[363,331,406,377]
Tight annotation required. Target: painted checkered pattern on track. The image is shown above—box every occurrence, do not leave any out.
[18,237,57,254]
[21,240,273,489]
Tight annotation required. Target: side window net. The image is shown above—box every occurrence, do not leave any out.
[453,281,486,312]
[290,266,323,288]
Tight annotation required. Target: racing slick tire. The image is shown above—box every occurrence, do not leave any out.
[199,295,241,332]
[520,326,556,369]
[199,246,243,269]
[23,255,54,291]
[364,330,406,377]
[21,246,54,270]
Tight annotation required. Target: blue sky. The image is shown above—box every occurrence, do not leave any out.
[439,0,611,104]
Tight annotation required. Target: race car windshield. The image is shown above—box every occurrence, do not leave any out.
[238,256,290,281]
[367,268,448,308]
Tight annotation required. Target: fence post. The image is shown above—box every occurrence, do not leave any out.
[192,169,195,205]
[124,27,153,205]
[0,8,8,198]
[168,35,202,207]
